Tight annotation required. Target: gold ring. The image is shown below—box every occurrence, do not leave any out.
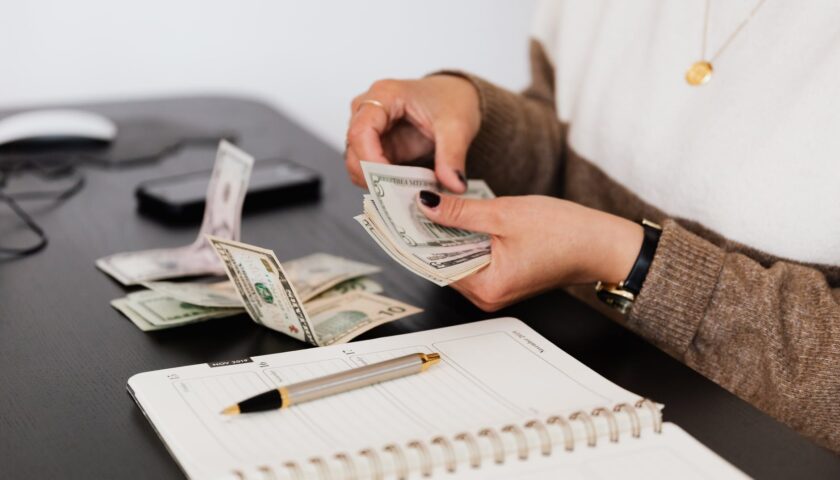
[357,99,387,114]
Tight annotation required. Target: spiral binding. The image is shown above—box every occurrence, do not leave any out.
[257,465,275,480]
[309,457,331,480]
[407,440,433,476]
[383,444,408,480]
[245,398,662,479]
[501,424,529,460]
[478,428,505,464]
[430,436,456,472]
[332,453,356,480]
[592,407,619,443]
[357,449,382,480]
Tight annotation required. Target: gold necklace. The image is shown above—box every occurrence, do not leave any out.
[685,0,768,86]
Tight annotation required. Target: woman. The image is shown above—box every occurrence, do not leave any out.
[343,1,840,453]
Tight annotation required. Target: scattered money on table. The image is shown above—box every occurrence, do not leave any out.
[110,290,243,332]
[141,280,242,308]
[277,252,381,301]
[304,291,421,346]
[207,236,420,346]
[354,161,495,286]
[103,143,421,342]
[113,252,389,335]
[96,140,254,285]
[310,276,383,300]
[141,275,384,309]
[207,235,317,343]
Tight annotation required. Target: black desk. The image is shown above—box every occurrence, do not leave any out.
[1,97,837,479]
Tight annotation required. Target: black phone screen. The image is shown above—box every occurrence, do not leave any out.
[137,158,321,222]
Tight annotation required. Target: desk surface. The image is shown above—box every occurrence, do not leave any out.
[0,97,837,478]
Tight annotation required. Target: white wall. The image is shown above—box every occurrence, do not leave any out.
[0,0,537,150]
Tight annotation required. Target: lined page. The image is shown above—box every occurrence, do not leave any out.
[128,317,640,479]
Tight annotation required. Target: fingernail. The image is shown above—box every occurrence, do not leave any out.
[456,170,467,186]
[419,190,441,208]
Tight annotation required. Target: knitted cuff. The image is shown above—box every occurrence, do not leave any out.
[428,70,522,171]
[628,219,725,356]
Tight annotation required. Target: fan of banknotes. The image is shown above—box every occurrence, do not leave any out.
[99,141,421,346]
[354,161,495,286]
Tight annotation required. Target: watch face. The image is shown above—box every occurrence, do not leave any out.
[595,282,634,315]
[601,294,633,315]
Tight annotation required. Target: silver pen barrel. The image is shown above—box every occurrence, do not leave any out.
[282,352,441,407]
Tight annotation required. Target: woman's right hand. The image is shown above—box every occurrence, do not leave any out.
[344,75,481,193]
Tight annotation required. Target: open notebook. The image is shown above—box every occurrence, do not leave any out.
[128,318,748,479]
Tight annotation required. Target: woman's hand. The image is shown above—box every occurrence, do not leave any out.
[416,191,644,311]
[345,75,481,193]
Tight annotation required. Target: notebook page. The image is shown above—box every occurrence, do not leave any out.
[128,317,641,479]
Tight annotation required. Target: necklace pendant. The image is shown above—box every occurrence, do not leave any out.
[685,60,713,86]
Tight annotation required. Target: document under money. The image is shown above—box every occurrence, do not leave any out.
[355,161,494,286]
[206,236,421,346]
[96,140,253,285]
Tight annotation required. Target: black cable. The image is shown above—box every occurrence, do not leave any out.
[0,191,48,256]
[0,134,234,259]
[0,158,83,258]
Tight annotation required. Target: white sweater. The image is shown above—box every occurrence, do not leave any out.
[533,0,840,265]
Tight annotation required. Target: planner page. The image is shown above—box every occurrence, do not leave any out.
[128,317,642,479]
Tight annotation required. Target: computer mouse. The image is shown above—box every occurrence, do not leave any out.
[0,109,117,148]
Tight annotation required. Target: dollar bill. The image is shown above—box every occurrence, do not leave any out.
[96,140,254,285]
[362,161,493,248]
[111,290,242,331]
[354,214,450,286]
[208,237,420,345]
[142,274,384,310]
[281,253,380,301]
[206,235,316,344]
[306,291,422,346]
[356,162,495,285]
[141,280,242,308]
[309,276,383,300]
[118,276,386,332]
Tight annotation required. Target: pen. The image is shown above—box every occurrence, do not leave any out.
[221,352,441,415]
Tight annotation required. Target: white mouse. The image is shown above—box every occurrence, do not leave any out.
[0,109,117,147]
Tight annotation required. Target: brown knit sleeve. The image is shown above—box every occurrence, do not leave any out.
[629,219,840,453]
[433,39,565,196]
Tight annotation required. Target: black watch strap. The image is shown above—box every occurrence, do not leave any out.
[621,220,662,296]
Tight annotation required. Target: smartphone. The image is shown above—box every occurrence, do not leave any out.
[136,158,321,223]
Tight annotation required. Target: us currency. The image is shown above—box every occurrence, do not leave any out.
[140,274,384,309]
[363,195,490,280]
[96,140,254,285]
[357,161,495,285]
[208,237,420,345]
[309,276,383,300]
[207,235,316,344]
[306,291,422,346]
[141,280,242,308]
[120,276,386,331]
[111,290,243,331]
[353,214,450,286]
[280,253,380,301]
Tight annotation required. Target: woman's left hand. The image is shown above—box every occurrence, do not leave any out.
[416,191,644,311]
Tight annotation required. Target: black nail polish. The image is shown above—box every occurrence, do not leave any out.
[456,170,467,186]
[419,190,441,208]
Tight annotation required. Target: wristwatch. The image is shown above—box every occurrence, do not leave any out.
[595,219,662,314]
